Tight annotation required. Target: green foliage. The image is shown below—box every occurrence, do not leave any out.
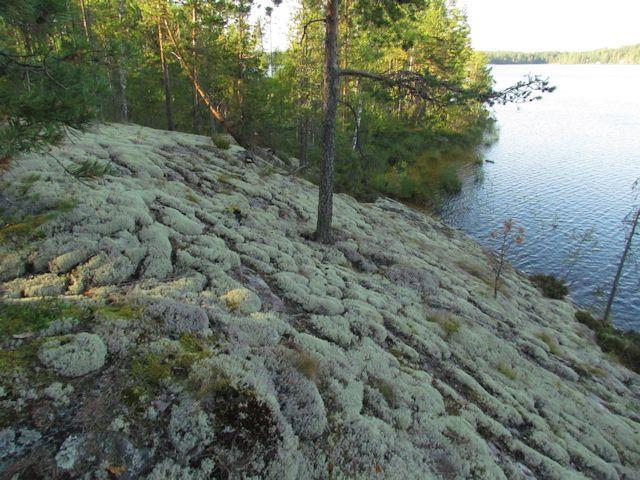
[530,274,569,300]
[0,0,102,158]
[0,213,52,243]
[1,0,496,207]
[17,174,41,195]
[0,300,87,339]
[0,340,46,377]
[439,164,463,195]
[212,134,231,150]
[574,311,640,374]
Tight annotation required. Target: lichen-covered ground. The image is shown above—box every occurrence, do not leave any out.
[0,123,639,479]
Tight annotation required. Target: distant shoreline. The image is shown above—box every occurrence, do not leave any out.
[482,43,640,65]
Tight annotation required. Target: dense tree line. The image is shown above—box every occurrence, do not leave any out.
[486,44,640,65]
[1,0,551,241]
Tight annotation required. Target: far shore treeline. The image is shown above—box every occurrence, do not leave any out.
[485,43,640,65]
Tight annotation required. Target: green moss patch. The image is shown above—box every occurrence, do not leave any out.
[128,340,213,400]
[94,302,143,321]
[0,300,87,339]
[0,199,76,245]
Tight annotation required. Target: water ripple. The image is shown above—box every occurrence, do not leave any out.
[441,65,640,330]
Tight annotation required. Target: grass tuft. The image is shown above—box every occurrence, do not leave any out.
[497,362,518,380]
[535,331,561,356]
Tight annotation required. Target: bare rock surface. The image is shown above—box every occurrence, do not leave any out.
[0,123,638,479]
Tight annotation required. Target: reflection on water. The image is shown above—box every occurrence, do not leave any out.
[440,65,640,330]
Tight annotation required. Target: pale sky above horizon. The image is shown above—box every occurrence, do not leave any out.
[254,0,640,53]
[458,0,640,52]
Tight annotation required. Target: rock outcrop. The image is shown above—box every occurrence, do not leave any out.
[0,123,638,479]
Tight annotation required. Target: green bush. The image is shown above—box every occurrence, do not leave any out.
[530,274,569,300]
[212,134,231,150]
[574,310,640,374]
[439,164,462,194]
[575,310,601,330]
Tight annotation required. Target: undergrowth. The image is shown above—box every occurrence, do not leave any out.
[575,310,640,373]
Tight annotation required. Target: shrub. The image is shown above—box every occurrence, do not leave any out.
[575,310,601,330]
[530,274,569,300]
[439,164,462,194]
[575,311,640,374]
[212,133,231,150]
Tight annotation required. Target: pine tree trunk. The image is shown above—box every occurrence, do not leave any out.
[315,0,340,244]
[300,115,310,167]
[79,0,91,42]
[603,207,640,321]
[191,1,199,132]
[158,23,175,131]
[117,0,129,122]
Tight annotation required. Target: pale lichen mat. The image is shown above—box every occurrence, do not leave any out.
[0,124,638,479]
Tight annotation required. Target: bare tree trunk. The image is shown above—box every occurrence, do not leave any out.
[603,207,640,321]
[161,16,240,142]
[300,115,310,167]
[79,0,91,42]
[117,0,129,122]
[157,23,175,131]
[352,96,362,151]
[191,1,199,132]
[315,0,340,244]
[117,58,129,122]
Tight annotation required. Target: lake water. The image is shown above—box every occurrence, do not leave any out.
[440,64,640,330]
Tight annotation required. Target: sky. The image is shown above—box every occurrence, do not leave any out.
[254,0,640,53]
[457,0,640,52]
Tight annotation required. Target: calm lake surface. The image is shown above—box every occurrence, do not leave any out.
[440,64,640,330]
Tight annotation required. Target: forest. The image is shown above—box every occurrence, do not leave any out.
[1,0,549,241]
[485,43,640,65]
